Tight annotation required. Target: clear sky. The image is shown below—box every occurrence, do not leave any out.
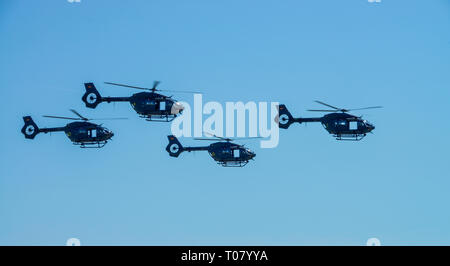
[0,0,449,245]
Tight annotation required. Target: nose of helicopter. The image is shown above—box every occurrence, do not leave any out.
[171,102,185,115]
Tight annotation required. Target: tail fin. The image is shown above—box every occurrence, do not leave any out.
[21,116,40,139]
[276,104,295,129]
[82,83,102,108]
[166,135,184,157]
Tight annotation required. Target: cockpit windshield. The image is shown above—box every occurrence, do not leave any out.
[100,127,110,134]
[363,120,373,127]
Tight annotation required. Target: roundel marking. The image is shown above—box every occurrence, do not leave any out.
[87,93,97,104]
[279,114,290,125]
[170,143,180,153]
[25,125,35,135]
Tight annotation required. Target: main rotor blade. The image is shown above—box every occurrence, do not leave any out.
[235,137,263,140]
[204,132,220,138]
[307,109,339,112]
[204,132,232,141]
[70,109,88,120]
[152,80,160,90]
[197,134,262,141]
[158,89,202,94]
[105,81,201,94]
[347,106,383,111]
[43,115,80,120]
[89,118,128,120]
[104,82,150,91]
[314,100,341,110]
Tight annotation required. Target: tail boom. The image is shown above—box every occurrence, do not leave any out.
[277,104,321,129]
[82,83,130,109]
[21,116,65,139]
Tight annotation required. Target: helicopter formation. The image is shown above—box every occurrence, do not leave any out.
[21,81,381,167]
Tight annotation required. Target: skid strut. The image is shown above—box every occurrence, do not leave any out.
[334,133,366,141]
[73,141,108,148]
[140,114,177,122]
[217,160,249,167]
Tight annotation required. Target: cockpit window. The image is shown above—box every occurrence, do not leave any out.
[335,120,347,126]
[349,121,358,130]
[160,101,166,110]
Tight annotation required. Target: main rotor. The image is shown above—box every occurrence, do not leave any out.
[104,81,201,94]
[307,101,382,113]
[194,132,261,145]
[43,109,127,121]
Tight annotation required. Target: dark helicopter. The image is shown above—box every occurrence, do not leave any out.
[21,109,125,148]
[82,81,195,122]
[166,134,257,167]
[276,101,381,141]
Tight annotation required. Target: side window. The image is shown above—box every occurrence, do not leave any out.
[336,120,347,127]
[233,149,240,158]
[91,129,97,138]
[349,121,358,130]
[159,101,166,111]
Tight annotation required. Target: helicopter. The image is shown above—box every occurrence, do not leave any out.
[276,101,381,141]
[165,134,257,167]
[82,81,193,122]
[21,109,125,148]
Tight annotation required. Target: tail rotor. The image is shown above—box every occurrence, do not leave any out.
[82,83,102,108]
[166,135,184,157]
[21,116,40,139]
[275,104,295,129]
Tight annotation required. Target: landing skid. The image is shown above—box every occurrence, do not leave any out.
[218,160,249,167]
[334,133,366,141]
[73,141,108,148]
[140,114,176,122]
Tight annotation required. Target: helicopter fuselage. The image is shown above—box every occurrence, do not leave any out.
[292,113,375,140]
[319,113,375,137]
[128,92,179,117]
[64,121,113,144]
[206,142,256,166]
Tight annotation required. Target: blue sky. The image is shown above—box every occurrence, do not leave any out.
[0,0,449,245]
